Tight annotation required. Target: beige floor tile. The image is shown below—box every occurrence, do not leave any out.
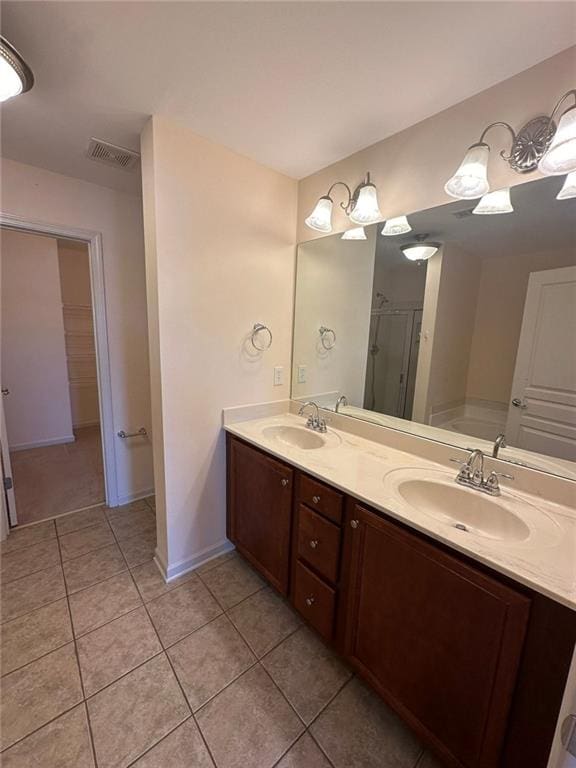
[276,733,332,768]
[77,606,162,696]
[117,529,156,567]
[196,664,303,768]
[143,495,156,512]
[87,654,190,768]
[195,550,238,575]
[147,577,222,647]
[1,565,65,623]
[262,626,352,724]
[56,506,107,536]
[0,520,56,555]
[63,543,127,594]
[1,599,73,675]
[59,522,114,561]
[199,555,265,609]
[104,500,150,521]
[168,614,255,711]
[131,718,214,768]
[0,704,95,768]
[131,560,195,603]
[69,571,142,637]
[108,507,156,542]
[228,587,301,658]
[0,644,83,750]
[1,538,60,584]
[310,677,422,768]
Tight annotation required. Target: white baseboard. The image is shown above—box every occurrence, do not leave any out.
[114,487,155,507]
[155,539,236,582]
[10,435,76,452]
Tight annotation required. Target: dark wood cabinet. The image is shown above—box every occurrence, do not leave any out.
[227,435,293,594]
[339,503,530,768]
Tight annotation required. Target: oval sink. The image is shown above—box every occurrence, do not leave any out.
[262,424,341,451]
[396,478,530,542]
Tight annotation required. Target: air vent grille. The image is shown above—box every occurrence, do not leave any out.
[87,138,140,171]
[452,208,474,219]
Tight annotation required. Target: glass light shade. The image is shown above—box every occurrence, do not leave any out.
[557,171,576,200]
[539,106,576,175]
[472,188,513,215]
[444,143,490,200]
[401,243,439,262]
[349,183,382,225]
[305,196,333,233]
[341,227,367,240]
[0,37,33,102]
[381,215,412,236]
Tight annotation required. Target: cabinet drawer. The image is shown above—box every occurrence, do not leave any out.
[299,474,343,525]
[293,561,335,641]
[297,505,341,584]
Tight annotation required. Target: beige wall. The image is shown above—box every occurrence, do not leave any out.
[297,47,576,242]
[1,229,74,449]
[141,116,297,577]
[466,247,576,405]
[1,159,153,504]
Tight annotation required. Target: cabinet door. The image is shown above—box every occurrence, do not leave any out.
[227,437,293,594]
[340,504,530,768]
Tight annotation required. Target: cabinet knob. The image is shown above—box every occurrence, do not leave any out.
[305,596,315,607]
[309,539,319,549]
[350,519,359,529]
[312,495,321,504]
[281,478,289,487]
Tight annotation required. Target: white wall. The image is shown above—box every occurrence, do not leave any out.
[292,228,376,407]
[0,159,154,504]
[141,116,297,578]
[1,229,74,450]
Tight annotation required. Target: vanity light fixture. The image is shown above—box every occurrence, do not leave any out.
[400,235,440,262]
[0,35,34,102]
[304,173,382,232]
[473,188,514,215]
[341,227,367,240]
[445,90,576,201]
[381,215,412,236]
[556,171,576,200]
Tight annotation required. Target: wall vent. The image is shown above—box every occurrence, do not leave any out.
[452,208,475,219]
[86,138,140,171]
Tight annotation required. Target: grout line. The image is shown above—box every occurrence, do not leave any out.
[0,634,73,679]
[306,729,337,768]
[0,699,87,755]
[123,714,196,768]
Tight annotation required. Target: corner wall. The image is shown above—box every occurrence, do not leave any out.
[141,117,297,577]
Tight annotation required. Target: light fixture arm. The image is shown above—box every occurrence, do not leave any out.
[477,122,517,161]
[325,181,354,213]
[548,89,576,124]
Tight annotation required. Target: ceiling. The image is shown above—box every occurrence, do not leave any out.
[1,2,575,194]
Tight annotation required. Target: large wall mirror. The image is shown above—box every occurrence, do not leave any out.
[292,176,576,480]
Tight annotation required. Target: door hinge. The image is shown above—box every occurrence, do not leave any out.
[562,714,576,757]
[3,476,13,491]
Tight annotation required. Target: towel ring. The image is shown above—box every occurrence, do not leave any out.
[319,326,336,350]
[251,323,273,351]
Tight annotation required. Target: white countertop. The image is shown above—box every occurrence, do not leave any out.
[225,412,576,610]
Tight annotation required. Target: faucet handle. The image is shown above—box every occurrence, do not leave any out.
[487,471,514,482]
[449,457,467,466]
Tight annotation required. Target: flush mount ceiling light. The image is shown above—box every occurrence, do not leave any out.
[381,215,412,236]
[473,188,514,215]
[0,36,34,102]
[400,235,440,262]
[445,90,576,201]
[341,227,367,240]
[557,171,576,200]
[305,173,382,233]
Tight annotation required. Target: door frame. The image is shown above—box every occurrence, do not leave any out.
[0,212,119,508]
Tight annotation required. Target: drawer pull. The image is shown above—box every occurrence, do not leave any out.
[350,519,359,529]
[305,596,315,607]
[309,539,319,549]
[281,478,289,487]
[313,495,321,504]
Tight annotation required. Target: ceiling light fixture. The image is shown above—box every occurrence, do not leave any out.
[305,173,382,233]
[472,188,514,215]
[381,215,412,236]
[400,235,440,263]
[445,90,576,201]
[556,171,576,200]
[0,35,33,102]
[341,227,367,240]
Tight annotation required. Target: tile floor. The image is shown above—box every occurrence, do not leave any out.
[0,497,445,768]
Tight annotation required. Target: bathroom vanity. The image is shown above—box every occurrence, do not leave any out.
[225,414,576,768]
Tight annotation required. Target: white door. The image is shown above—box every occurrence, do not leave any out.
[506,266,576,462]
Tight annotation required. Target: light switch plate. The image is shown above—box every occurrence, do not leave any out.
[274,366,283,386]
[298,365,306,384]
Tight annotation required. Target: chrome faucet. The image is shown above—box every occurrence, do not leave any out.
[298,401,327,433]
[492,433,507,458]
[335,394,348,413]
[450,448,513,496]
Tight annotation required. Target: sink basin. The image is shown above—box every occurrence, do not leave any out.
[396,478,530,542]
[262,424,340,451]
